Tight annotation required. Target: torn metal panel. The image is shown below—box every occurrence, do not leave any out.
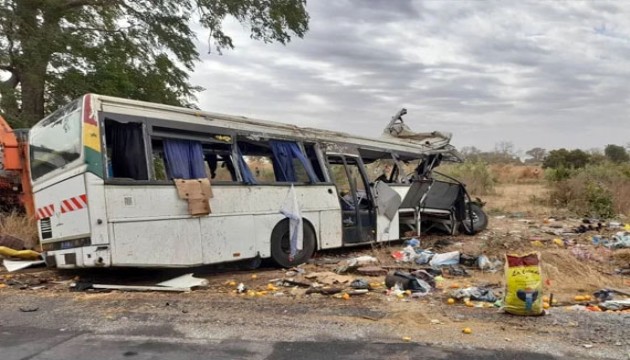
[92,284,191,292]
[156,273,209,288]
[3,259,46,272]
[374,182,402,221]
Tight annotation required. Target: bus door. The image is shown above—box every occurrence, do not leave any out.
[326,155,376,244]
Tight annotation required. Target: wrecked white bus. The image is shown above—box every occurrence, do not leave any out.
[30,94,482,269]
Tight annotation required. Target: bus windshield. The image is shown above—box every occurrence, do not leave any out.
[30,99,83,181]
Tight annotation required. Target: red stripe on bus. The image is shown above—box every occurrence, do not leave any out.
[62,200,74,213]
[70,197,83,209]
[80,194,88,205]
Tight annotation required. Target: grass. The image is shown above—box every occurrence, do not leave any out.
[0,211,38,249]
[482,183,553,216]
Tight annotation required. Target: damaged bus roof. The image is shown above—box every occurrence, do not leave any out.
[92,94,461,161]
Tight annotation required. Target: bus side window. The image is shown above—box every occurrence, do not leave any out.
[304,144,325,182]
[150,137,206,180]
[238,139,319,184]
[105,119,149,180]
[151,139,168,181]
[203,142,236,182]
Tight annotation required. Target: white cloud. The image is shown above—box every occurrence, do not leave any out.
[191,0,630,151]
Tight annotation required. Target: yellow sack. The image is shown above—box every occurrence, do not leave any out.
[0,246,41,260]
[504,252,543,316]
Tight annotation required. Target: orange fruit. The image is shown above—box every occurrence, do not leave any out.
[447,298,456,305]
[543,302,550,309]
[462,328,472,334]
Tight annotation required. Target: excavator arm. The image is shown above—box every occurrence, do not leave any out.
[0,116,34,218]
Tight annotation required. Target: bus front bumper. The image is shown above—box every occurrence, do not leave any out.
[44,246,111,268]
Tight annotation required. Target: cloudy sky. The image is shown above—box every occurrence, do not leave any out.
[192,1,630,153]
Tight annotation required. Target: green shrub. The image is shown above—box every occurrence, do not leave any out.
[437,161,494,196]
[547,162,630,217]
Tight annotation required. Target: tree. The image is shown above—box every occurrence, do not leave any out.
[604,144,630,163]
[525,147,546,164]
[543,148,591,169]
[0,0,309,128]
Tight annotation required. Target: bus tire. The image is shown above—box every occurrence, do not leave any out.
[460,203,488,235]
[270,219,316,268]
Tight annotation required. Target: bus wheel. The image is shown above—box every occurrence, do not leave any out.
[460,203,488,235]
[270,219,316,268]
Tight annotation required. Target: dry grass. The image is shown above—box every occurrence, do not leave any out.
[611,249,630,268]
[0,211,38,249]
[482,183,553,216]
[540,249,625,296]
[489,164,544,184]
[610,179,630,216]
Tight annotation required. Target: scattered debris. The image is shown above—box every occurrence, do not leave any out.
[72,273,210,293]
[156,273,209,289]
[89,284,191,292]
[598,299,630,311]
[236,283,247,293]
[334,255,378,274]
[0,247,41,261]
[3,259,45,272]
[429,251,460,268]
[304,271,353,285]
[350,278,369,289]
[19,306,39,312]
[306,287,342,295]
[385,271,432,294]
[0,234,26,251]
[355,266,388,276]
[451,287,497,302]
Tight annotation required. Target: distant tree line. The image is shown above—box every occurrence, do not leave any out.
[460,142,630,168]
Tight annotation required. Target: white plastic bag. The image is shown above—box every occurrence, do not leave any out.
[429,251,460,268]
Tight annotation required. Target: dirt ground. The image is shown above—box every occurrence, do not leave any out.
[1,184,629,359]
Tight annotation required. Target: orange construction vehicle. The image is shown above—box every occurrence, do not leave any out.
[0,116,35,218]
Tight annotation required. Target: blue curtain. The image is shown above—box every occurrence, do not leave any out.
[236,146,257,184]
[269,140,319,183]
[163,139,206,179]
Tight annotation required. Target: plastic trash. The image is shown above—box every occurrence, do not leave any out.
[459,254,477,267]
[335,255,378,274]
[593,289,614,302]
[404,238,421,248]
[592,235,601,246]
[429,251,460,268]
[402,246,419,262]
[608,221,622,229]
[385,271,432,294]
[451,287,497,302]
[350,278,369,289]
[415,250,434,265]
[477,255,491,270]
[236,283,246,293]
[477,255,502,273]
[504,252,544,316]
[599,299,630,311]
[603,232,630,249]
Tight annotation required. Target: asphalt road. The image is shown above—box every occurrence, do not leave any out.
[1,325,586,360]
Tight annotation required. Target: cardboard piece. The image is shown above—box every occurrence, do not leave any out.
[174,178,213,216]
